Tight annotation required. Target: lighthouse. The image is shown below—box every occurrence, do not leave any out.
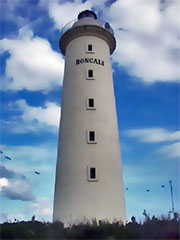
[53,10,126,224]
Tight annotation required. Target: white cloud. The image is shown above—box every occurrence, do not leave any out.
[47,0,180,83]
[125,127,180,159]
[2,0,179,87]
[0,165,16,179]
[3,99,61,133]
[1,178,35,201]
[0,178,9,191]
[104,0,180,82]
[4,145,55,164]
[48,0,112,31]
[5,161,54,176]
[0,26,64,92]
[159,142,180,159]
[14,99,60,128]
[126,128,180,143]
[107,0,162,34]
[0,144,56,209]
[48,0,92,29]
[3,144,57,175]
[30,197,53,217]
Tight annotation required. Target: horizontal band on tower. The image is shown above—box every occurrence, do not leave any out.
[59,25,116,55]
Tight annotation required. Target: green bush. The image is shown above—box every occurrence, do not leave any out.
[0,216,179,239]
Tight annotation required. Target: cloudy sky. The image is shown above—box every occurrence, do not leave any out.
[0,0,179,223]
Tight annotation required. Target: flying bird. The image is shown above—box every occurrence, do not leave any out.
[161,185,165,188]
[126,188,129,190]
[118,27,128,31]
[0,151,3,154]
[35,171,40,175]
[146,190,150,192]
[5,156,11,160]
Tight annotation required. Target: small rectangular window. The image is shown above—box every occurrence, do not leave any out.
[87,166,98,182]
[89,98,94,107]
[86,98,95,110]
[86,69,95,80]
[89,131,95,141]
[87,130,97,144]
[90,168,96,179]
[88,69,93,78]
[88,44,92,51]
[86,44,94,53]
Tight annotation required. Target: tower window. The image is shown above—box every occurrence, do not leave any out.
[86,69,94,80]
[89,131,95,141]
[88,69,93,78]
[87,130,97,143]
[86,98,95,110]
[90,168,96,179]
[86,44,94,54]
[88,44,92,51]
[87,166,98,182]
[86,44,94,53]
[89,98,94,107]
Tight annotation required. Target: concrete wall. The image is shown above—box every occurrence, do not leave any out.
[53,33,126,225]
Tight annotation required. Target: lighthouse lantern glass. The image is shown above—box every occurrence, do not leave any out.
[78,10,97,20]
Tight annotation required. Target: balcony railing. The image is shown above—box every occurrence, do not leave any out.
[61,18,114,36]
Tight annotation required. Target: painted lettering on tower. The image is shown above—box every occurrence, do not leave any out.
[76,58,104,66]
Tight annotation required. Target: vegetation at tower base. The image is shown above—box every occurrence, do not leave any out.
[1,216,180,239]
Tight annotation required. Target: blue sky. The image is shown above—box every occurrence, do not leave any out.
[0,0,179,223]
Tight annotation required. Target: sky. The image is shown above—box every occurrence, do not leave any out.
[0,0,180,223]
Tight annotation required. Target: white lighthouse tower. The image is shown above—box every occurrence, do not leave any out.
[53,10,126,224]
